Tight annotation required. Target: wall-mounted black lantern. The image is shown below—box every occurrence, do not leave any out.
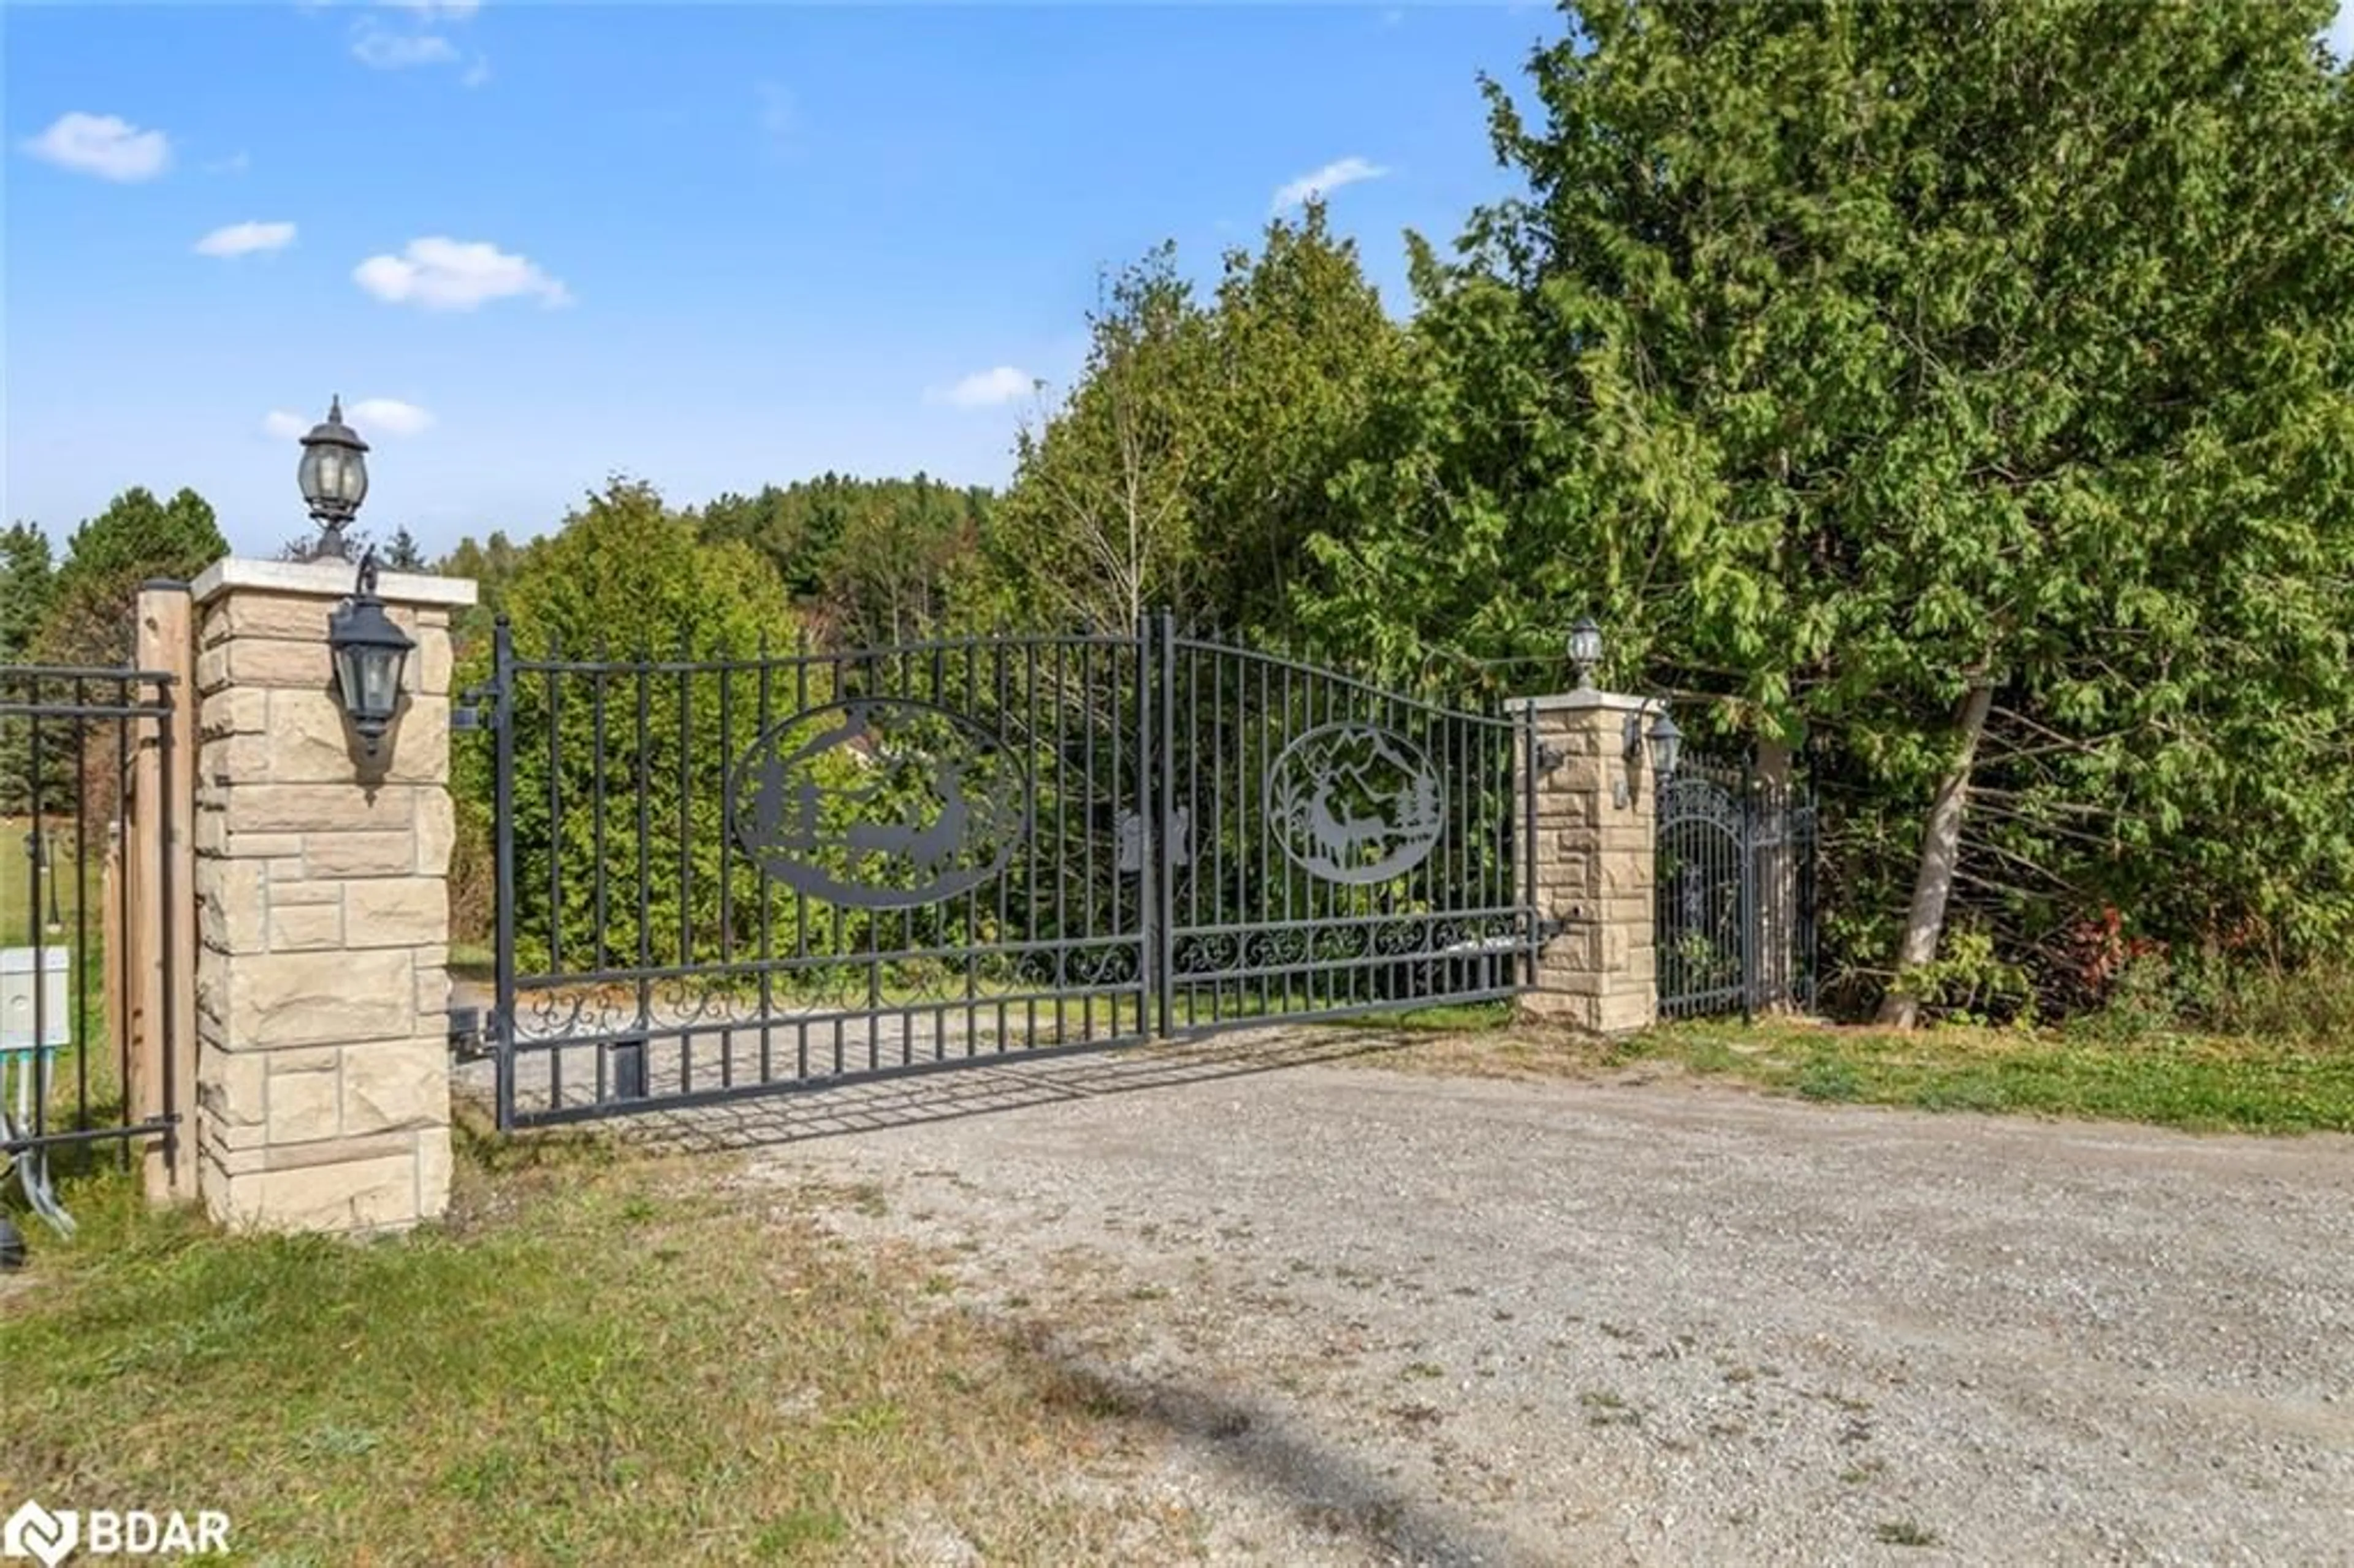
[1567,615,1604,690]
[297,395,370,563]
[327,549,413,757]
[1646,707,1682,783]
[1617,703,1683,808]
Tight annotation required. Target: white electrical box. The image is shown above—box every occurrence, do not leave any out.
[1,947,70,1053]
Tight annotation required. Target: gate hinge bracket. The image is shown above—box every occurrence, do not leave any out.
[1535,916,1566,945]
[1536,742,1569,773]
[452,681,502,733]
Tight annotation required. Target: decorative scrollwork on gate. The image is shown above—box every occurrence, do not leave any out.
[1059,943,1140,988]
[1173,932,1244,978]
[727,697,1029,909]
[1263,722,1446,884]
[1659,775,1743,837]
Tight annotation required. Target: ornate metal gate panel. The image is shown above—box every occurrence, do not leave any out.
[478,615,1537,1127]
[1157,631,1534,1032]
[1655,755,1816,1019]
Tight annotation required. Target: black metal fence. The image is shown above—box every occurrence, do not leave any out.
[0,665,180,1231]
[476,614,1537,1126]
[1655,753,1818,1019]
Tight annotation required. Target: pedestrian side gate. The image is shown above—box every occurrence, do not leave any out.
[473,616,1539,1127]
[1654,753,1818,1019]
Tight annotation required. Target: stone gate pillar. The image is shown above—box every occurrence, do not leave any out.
[1508,690,1661,1035]
[188,557,476,1233]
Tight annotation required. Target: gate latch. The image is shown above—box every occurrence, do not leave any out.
[1115,805,1192,872]
[452,681,500,733]
[446,1004,488,1060]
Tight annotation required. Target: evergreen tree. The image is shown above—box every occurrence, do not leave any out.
[39,487,228,668]
[0,522,55,663]
[384,526,428,571]
[1301,0,2354,1011]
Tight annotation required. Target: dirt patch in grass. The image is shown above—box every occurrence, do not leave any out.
[0,1130,1209,1564]
[1355,1015,2354,1133]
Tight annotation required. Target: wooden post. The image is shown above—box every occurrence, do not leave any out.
[134,582,197,1202]
[126,647,162,1192]
[102,837,126,1113]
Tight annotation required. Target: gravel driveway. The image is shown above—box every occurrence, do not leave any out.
[698,1031,2354,1564]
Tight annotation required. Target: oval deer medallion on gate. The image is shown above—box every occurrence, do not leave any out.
[1263,721,1445,885]
[727,698,1029,908]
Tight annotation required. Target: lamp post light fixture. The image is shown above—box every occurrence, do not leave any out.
[296,395,370,563]
[1646,707,1683,785]
[1616,702,1683,808]
[1567,615,1604,691]
[327,548,414,758]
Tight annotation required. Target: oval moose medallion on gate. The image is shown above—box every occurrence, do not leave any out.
[726,698,1029,908]
[1263,721,1445,885]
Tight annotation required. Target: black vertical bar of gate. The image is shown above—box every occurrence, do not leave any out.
[1739,761,1760,1022]
[1132,611,1159,1041]
[1153,611,1177,1038]
[491,617,519,1132]
[1799,777,1820,1012]
[1523,707,1541,993]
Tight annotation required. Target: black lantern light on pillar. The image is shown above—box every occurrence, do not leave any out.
[1645,707,1682,784]
[1617,704,1683,809]
[296,395,370,563]
[327,549,414,757]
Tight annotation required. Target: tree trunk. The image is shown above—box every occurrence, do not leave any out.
[1753,736,1797,1013]
[1876,682,1995,1029]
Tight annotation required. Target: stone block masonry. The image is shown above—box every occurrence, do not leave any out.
[1507,690,1661,1036]
[189,557,476,1234]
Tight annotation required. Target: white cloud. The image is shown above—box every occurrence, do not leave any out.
[347,398,435,436]
[194,220,297,257]
[261,399,434,442]
[20,112,171,182]
[1270,155,1388,215]
[207,151,251,175]
[929,367,1036,409]
[352,26,459,67]
[350,0,479,75]
[352,237,573,311]
[2326,0,2353,64]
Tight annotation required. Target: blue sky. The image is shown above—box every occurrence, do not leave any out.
[5,1,1567,558]
[11,2,2351,563]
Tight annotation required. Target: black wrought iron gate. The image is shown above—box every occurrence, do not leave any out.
[1655,755,1818,1019]
[478,615,1536,1127]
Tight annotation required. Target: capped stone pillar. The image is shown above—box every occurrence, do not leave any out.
[189,557,476,1233]
[1509,690,1661,1036]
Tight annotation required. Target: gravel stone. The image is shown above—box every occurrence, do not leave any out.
[646,1033,2354,1564]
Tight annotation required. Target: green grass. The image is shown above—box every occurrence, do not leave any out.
[0,816,124,1147]
[1362,1000,1515,1034]
[0,815,91,948]
[0,1132,1205,1563]
[446,940,495,978]
[1366,1016,2354,1135]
